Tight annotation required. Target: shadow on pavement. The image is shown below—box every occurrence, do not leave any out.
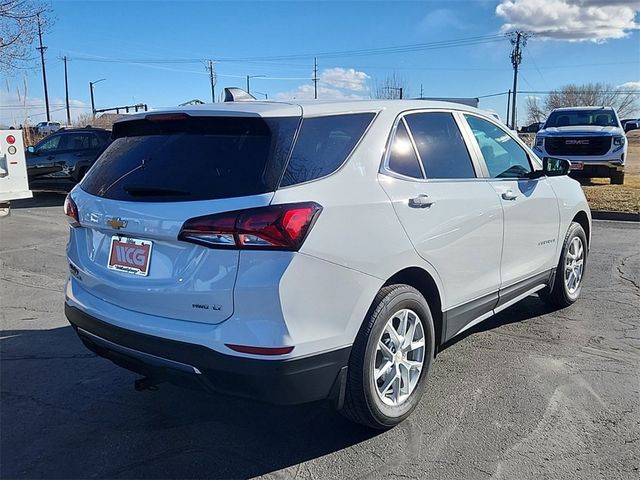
[10,191,66,209]
[440,294,560,351]
[1,295,556,478]
[0,325,376,479]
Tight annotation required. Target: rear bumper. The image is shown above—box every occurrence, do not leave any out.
[65,304,350,406]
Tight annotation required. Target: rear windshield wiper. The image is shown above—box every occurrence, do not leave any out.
[124,185,190,197]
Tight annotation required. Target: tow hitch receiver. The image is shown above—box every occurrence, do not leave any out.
[134,377,163,392]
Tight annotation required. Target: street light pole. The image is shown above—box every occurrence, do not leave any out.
[246,75,266,95]
[89,78,106,118]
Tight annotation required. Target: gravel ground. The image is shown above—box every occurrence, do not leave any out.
[1,194,639,480]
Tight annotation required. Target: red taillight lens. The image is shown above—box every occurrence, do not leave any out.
[6,135,16,144]
[178,202,322,251]
[63,196,80,227]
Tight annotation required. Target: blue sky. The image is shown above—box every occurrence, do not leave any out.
[2,0,639,126]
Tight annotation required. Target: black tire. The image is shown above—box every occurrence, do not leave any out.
[540,222,587,308]
[340,284,435,429]
[611,171,625,185]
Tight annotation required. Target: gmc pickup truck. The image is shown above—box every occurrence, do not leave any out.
[533,107,627,184]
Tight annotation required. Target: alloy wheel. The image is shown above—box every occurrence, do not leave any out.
[373,308,425,406]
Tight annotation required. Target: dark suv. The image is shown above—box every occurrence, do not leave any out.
[26,127,111,190]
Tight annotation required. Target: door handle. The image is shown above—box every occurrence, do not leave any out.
[408,194,435,208]
[501,189,518,201]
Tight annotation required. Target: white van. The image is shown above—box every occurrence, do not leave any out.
[0,130,33,216]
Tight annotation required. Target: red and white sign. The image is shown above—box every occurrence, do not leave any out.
[107,236,152,276]
[570,162,584,171]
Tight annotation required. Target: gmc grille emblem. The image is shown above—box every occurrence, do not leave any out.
[566,139,589,145]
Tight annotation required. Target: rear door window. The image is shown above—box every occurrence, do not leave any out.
[66,133,96,151]
[280,113,375,187]
[81,116,299,202]
[404,112,476,179]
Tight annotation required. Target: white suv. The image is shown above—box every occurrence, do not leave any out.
[64,100,591,429]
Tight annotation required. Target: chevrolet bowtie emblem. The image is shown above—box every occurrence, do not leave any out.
[106,217,128,230]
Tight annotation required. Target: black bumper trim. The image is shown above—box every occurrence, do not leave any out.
[65,304,351,405]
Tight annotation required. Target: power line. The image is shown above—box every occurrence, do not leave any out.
[68,34,506,65]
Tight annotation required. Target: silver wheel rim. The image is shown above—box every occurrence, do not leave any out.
[564,236,584,295]
[373,308,425,407]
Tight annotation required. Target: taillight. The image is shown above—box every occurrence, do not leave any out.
[64,195,80,227]
[6,135,15,144]
[178,202,322,251]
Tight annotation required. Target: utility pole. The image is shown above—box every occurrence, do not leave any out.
[420,83,424,99]
[63,56,71,125]
[36,13,50,122]
[313,57,318,99]
[509,31,528,130]
[207,60,216,102]
[506,89,511,127]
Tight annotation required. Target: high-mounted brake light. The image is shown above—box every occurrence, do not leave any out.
[6,135,15,144]
[63,195,80,227]
[145,113,190,122]
[178,202,322,251]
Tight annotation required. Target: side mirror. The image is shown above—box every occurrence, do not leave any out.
[26,145,35,154]
[543,157,571,176]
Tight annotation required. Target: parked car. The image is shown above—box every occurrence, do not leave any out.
[64,100,591,429]
[533,106,626,184]
[520,122,543,133]
[34,121,62,135]
[26,127,111,190]
[621,118,639,133]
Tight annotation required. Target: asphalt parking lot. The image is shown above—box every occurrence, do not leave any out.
[1,193,639,480]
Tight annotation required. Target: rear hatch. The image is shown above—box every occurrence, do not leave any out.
[68,112,300,324]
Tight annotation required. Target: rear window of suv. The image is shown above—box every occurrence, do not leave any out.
[81,112,375,202]
[81,115,299,202]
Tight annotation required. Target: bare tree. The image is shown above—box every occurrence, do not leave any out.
[525,96,546,124]
[527,82,639,122]
[373,73,408,100]
[0,0,53,72]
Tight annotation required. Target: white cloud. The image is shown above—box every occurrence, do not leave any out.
[0,90,90,126]
[273,84,366,101]
[319,67,370,91]
[421,8,465,31]
[618,81,640,90]
[274,67,370,101]
[496,0,640,41]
